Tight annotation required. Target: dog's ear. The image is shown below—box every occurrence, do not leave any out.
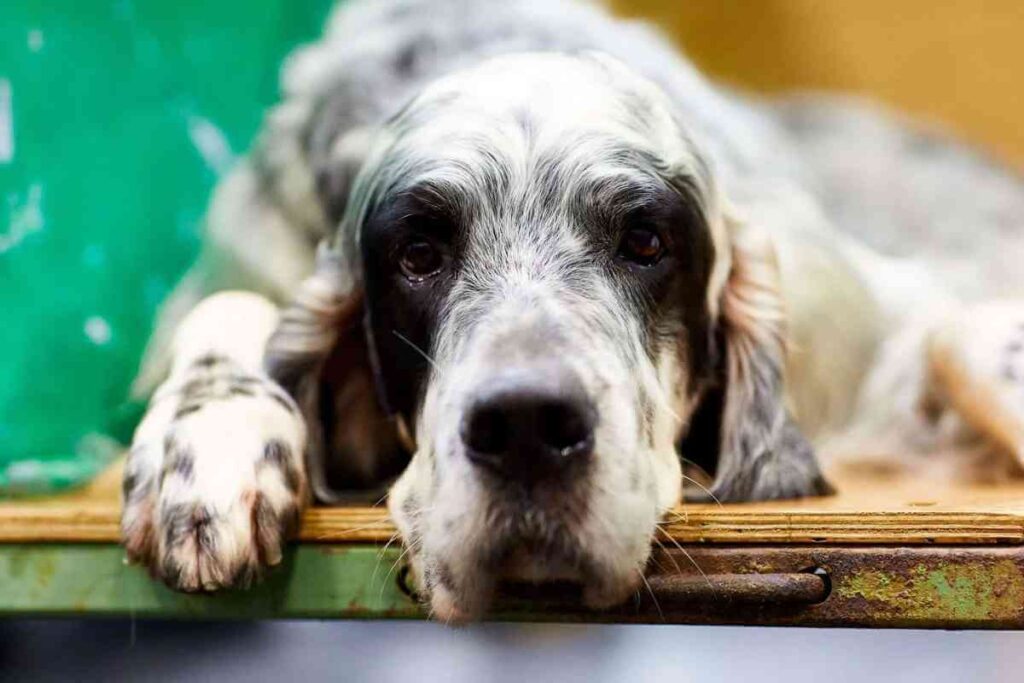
[682,211,833,502]
[265,242,407,503]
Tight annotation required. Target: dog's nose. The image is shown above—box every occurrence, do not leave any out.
[461,368,596,481]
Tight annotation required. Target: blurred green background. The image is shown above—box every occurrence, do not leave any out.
[0,0,333,493]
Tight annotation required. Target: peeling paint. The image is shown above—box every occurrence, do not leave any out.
[187,115,234,175]
[0,79,12,164]
[1,184,44,253]
[27,29,44,53]
[836,559,1024,623]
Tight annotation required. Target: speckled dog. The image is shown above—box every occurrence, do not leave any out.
[123,0,1024,620]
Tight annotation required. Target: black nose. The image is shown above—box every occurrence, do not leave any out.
[461,368,596,482]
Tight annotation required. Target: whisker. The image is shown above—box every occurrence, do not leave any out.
[679,456,714,482]
[660,505,689,525]
[370,530,402,590]
[651,535,684,576]
[647,380,684,426]
[659,532,716,596]
[637,568,665,622]
[392,330,439,370]
[682,474,723,507]
[329,514,392,537]
[379,544,413,602]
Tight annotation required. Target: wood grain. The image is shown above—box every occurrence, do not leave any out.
[2,459,1023,545]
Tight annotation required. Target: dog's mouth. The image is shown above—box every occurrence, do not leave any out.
[401,501,648,623]
[497,540,586,583]
[415,552,644,624]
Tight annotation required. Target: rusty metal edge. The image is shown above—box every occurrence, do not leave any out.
[0,543,1022,628]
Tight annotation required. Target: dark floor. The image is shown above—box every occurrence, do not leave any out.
[1,620,1022,682]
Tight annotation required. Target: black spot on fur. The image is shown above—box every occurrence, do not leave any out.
[191,353,229,369]
[193,508,217,554]
[401,493,419,521]
[174,402,203,419]
[122,471,138,501]
[227,382,256,397]
[179,376,215,398]
[161,503,193,549]
[161,443,195,484]
[1004,364,1019,382]
[122,448,154,502]
[268,390,299,415]
[637,391,655,446]
[394,42,419,75]
[435,563,456,592]
[160,556,184,588]
[261,440,301,494]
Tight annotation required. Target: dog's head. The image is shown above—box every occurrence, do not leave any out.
[268,52,829,621]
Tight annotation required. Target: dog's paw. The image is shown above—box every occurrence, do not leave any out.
[121,356,307,592]
[927,304,1024,464]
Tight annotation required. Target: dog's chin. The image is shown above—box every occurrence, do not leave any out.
[420,535,646,624]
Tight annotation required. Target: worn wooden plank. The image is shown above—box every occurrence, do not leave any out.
[1,459,1023,544]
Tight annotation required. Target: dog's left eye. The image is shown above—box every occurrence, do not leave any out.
[397,239,444,281]
[616,227,665,266]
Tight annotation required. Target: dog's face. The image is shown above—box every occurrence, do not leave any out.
[269,52,828,621]
[356,53,727,620]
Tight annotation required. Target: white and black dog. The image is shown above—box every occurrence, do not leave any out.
[123,0,1024,621]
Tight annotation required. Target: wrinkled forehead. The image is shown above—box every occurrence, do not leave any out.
[368,52,711,207]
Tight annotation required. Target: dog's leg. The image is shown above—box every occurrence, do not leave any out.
[121,291,308,591]
[132,162,319,397]
[927,301,1024,466]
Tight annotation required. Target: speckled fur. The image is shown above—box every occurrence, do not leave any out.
[127,0,1024,615]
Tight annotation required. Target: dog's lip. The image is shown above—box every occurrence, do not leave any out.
[497,542,584,583]
[410,541,638,620]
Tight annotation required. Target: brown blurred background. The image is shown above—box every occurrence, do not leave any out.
[612,0,1024,167]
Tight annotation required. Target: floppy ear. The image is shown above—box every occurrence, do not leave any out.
[683,212,833,502]
[265,242,407,503]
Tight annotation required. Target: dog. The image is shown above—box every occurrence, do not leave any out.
[122,0,1024,621]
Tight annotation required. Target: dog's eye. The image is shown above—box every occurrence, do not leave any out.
[617,227,664,266]
[398,239,444,281]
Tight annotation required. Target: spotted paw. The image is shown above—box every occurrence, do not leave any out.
[121,355,308,592]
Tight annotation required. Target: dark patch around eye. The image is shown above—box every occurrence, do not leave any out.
[361,187,462,422]
[596,180,717,392]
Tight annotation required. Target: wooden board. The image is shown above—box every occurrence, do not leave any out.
[2,459,1023,545]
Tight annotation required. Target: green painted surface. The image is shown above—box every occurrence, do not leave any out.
[834,559,1024,625]
[0,0,334,494]
[0,544,422,618]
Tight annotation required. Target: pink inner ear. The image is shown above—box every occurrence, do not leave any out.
[720,223,787,379]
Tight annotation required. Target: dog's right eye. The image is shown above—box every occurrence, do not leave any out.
[616,226,665,267]
[397,239,444,281]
